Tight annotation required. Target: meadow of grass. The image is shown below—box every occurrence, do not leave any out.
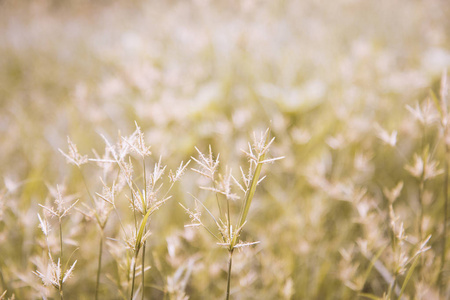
[1,0,450,299]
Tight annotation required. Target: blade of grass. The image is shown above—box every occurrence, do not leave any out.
[231,130,270,249]
[398,255,420,299]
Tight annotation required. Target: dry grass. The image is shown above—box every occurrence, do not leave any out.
[1,0,450,299]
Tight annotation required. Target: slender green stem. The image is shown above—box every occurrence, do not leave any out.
[235,132,271,238]
[130,251,139,300]
[389,205,396,255]
[416,177,426,278]
[231,158,265,249]
[418,179,424,242]
[387,275,397,300]
[161,182,175,201]
[226,198,231,239]
[142,157,147,300]
[388,209,396,300]
[95,232,104,300]
[418,127,426,242]
[59,219,64,300]
[114,205,128,237]
[79,168,95,205]
[132,189,138,232]
[142,241,146,300]
[238,159,265,229]
[438,146,449,292]
[143,157,147,207]
[213,181,223,220]
[59,219,63,260]
[79,166,104,299]
[226,250,234,300]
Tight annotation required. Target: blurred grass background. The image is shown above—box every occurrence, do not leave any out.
[1,0,450,299]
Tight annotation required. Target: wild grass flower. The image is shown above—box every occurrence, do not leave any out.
[404,146,443,244]
[93,123,189,300]
[405,99,439,126]
[40,185,79,222]
[60,136,113,300]
[58,137,89,168]
[374,123,397,147]
[348,192,432,300]
[386,205,432,299]
[33,254,77,290]
[404,149,444,181]
[35,185,78,300]
[183,128,282,299]
[382,182,403,205]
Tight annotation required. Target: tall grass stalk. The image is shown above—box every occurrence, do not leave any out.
[141,158,147,300]
[185,128,282,299]
[78,171,108,300]
[95,232,104,300]
[59,219,64,300]
[130,251,139,300]
[431,70,449,292]
[35,185,78,300]
[80,169,105,300]
[439,71,449,294]
[226,250,234,300]
[60,139,108,299]
[225,131,271,299]
[418,173,425,242]
[60,126,185,300]
[230,130,270,249]
[141,242,146,300]
[439,146,449,291]
[130,205,159,300]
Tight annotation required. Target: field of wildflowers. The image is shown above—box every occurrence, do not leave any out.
[1,0,450,299]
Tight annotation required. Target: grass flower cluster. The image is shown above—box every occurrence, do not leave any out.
[182,129,283,299]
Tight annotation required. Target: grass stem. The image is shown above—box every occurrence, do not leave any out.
[79,168,95,205]
[386,275,397,300]
[226,250,234,300]
[141,157,147,300]
[438,146,449,292]
[95,232,104,300]
[130,251,139,300]
[142,242,146,300]
[418,180,424,242]
[59,219,64,300]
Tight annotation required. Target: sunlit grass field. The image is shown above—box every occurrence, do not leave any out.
[1,0,450,299]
